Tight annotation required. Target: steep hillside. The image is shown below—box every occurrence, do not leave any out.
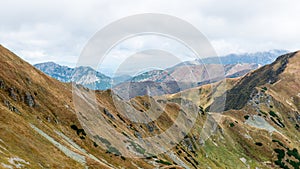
[0,45,161,168]
[203,51,300,169]
[1,44,299,169]
[223,51,298,110]
[157,51,300,169]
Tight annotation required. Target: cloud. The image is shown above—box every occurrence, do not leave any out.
[97,35,198,76]
[0,0,299,73]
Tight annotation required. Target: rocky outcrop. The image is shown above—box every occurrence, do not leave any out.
[217,52,297,111]
[103,108,114,119]
[0,78,5,89]
[3,100,20,114]
[24,92,35,107]
[8,87,18,101]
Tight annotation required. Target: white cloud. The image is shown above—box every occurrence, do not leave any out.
[0,0,299,74]
[98,35,197,76]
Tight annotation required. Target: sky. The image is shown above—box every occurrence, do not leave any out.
[1,0,300,75]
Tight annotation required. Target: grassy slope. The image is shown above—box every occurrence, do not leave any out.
[0,44,299,169]
[0,45,155,169]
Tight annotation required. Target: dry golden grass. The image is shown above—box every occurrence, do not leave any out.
[0,44,299,169]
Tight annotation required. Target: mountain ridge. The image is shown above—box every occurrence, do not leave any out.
[1,44,299,168]
[223,51,299,111]
[34,50,287,94]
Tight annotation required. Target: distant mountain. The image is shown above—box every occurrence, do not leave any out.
[35,50,287,93]
[34,62,73,82]
[35,62,111,90]
[113,63,259,99]
[130,63,259,83]
[111,74,132,85]
[199,49,288,65]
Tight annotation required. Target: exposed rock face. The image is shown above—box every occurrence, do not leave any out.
[220,52,298,111]
[0,78,4,89]
[24,92,35,107]
[103,108,114,119]
[1,78,36,108]
[3,100,20,114]
[146,123,155,132]
[296,114,300,123]
[8,88,18,101]
[34,62,112,90]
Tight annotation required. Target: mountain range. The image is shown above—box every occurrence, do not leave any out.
[35,50,288,98]
[0,44,299,168]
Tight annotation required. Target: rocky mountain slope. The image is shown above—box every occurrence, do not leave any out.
[36,50,285,92]
[112,63,259,99]
[36,50,287,98]
[34,62,112,90]
[0,45,158,168]
[0,44,299,169]
[36,61,259,100]
[167,50,300,168]
[129,63,259,83]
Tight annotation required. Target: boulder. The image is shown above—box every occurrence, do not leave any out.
[146,123,156,132]
[8,88,17,101]
[3,100,21,114]
[24,92,35,107]
[103,108,114,119]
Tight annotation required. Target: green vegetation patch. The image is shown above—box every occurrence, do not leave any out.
[273,140,300,168]
[261,87,268,92]
[94,136,111,146]
[129,141,146,154]
[269,110,278,118]
[156,159,172,165]
[272,140,285,147]
[255,142,263,146]
[107,146,121,156]
[286,148,300,168]
[259,110,267,115]
[274,149,288,169]
[70,124,86,139]
[244,115,250,120]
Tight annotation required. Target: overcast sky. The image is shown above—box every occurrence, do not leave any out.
[1,0,300,72]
